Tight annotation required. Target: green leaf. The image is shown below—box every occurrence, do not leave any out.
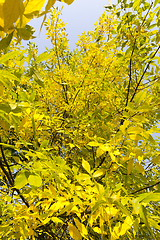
[143,193,160,203]
[0,32,13,51]
[35,51,52,63]
[33,69,44,88]
[0,103,11,113]
[149,218,160,231]
[40,139,49,148]
[140,205,155,238]
[0,51,21,64]
[134,90,147,105]
[154,0,160,7]
[32,117,36,139]
[0,70,19,80]
[17,25,36,40]
[28,174,42,187]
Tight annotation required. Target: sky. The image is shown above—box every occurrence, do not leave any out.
[22,0,116,53]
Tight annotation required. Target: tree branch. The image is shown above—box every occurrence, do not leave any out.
[130,45,160,103]
[131,181,160,194]
[141,2,153,27]
[125,45,135,107]
[0,139,14,185]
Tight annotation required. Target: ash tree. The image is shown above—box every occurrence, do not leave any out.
[0,0,160,239]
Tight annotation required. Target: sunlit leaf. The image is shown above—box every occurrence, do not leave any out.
[88,141,100,147]
[14,171,28,189]
[143,193,160,203]
[28,174,42,187]
[82,159,90,173]
[0,51,21,64]
[35,51,53,63]
[93,169,105,178]
[58,0,75,4]
[24,0,45,14]
[133,0,141,9]
[0,70,19,80]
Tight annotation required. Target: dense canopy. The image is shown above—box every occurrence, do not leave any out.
[0,0,160,239]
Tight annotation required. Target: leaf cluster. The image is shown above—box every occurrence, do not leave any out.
[0,1,160,239]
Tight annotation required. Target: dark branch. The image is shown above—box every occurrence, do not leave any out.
[130,45,160,103]
[125,45,135,107]
[131,181,160,194]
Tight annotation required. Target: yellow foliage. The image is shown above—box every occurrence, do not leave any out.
[0,3,160,240]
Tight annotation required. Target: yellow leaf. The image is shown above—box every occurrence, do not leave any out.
[134,89,147,105]
[45,0,56,11]
[68,223,82,240]
[119,216,133,235]
[105,206,119,216]
[3,0,22,30]
[88,141,100,147]
[135,162,145,174]
[82,159,90,173]
[39,0,56,34]
[77,173,90,181]
[28,174,42,187]
[133,0,141,9]
[93,227,104,234]
[128,159,134,174]
[152,155,160,164]
[0,4,4,29]
[24,0,45,14]
[96,147,105,158]
[120,120,129,134]
[108,0,112,6]
[51,217,63,224]
[127,126,143,134]
[93,169,105,178]
[74,218,88,236]
[0,84,3,96]
[49,184,56,195]
[58,0,75,4]
[109,152,116,161]
[14,171,28,189]
[99,143,111,152]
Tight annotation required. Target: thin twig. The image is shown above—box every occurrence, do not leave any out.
[141,2,153,27]
[130,45,160,103]
[131,181,160,194]
[125,42,136,107]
